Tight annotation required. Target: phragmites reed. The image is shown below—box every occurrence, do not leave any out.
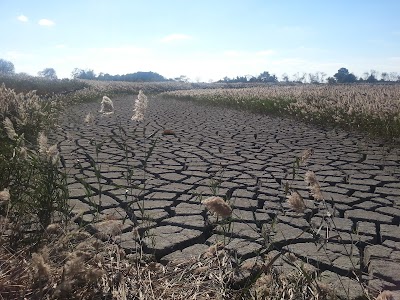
[202,196,232,218]
[304,170,323,200]
[37,132,59,164]
[300,148,314,164]
[131,90,148,121]
[376,291,395,300]
[3,117,17,140]
[31,252,51,281]
[84,112,95,124]
[99,96,114,115]
[0,188,10,205]
[287,191,306,213]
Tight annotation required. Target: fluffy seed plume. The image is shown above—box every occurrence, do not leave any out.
[31,253,51,280]
[38,132,48,154]
[99,96,114,114]
[310,184,323,201]
[19,147,28,159]
[0,188,10,205]
[131,90,148,121]
[37,132,59,164]
[3,117,18,140]
[304,170,318,186]
[84,112,95,124]
[287,191,306,213]
[376,291,395,300]
[300,148,314,164]
[202,196,232,218]
[304,170,323,200]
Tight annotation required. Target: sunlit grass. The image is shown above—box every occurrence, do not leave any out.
[160,84,400,141]
[0,76,397,299]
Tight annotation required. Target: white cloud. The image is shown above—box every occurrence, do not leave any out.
[38,19,55,26]
[91,46,149,56]
[256,50,276,56]
[17,15,28,22]
[223,50,242,57]
[160,34,192,43]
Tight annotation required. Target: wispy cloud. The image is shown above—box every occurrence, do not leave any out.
[38,19,55,26]
[223,49,276,57]
[256,50,276,56]
[223,50,242,57]
[160,34,192,43]
[17,15,28,22]
[89,46,150,56]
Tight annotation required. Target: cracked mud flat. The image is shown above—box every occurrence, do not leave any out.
[55,95,400,298]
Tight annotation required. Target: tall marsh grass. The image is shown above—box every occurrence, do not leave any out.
[0,77,396,299]
[160,84,400,141]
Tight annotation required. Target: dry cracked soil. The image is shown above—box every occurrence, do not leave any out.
[54,95,400,298]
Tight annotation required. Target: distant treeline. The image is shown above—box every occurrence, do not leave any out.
[71,69,168,82]
[219,68,400,84]
[1,57,400,84]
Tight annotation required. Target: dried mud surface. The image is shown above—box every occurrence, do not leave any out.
[56,96,400,297]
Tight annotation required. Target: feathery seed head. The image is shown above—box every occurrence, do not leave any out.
[287,191,306,213]
[99,95,114,114]
[3,117,17,140]
[131,90,148,121]
[38,132,48,154]
[304,170,318,186]
[0,188,10,204]
[376,291,395,300]
[84,111,95,124]
[300,148,314,164]
[304,170,324,200]
[202,196,232,218]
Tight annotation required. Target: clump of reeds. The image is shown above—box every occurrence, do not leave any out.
[159,84,400,141]
[99,95,114,114]
[0,85,69,249]
[131,90,148,121]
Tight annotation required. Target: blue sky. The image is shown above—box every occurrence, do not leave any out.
[1,0,399,81]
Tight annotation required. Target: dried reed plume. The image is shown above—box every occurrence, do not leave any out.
[3,117,17,140]
[38,132,48,155]
[376,291,395,300]
[131,90,148,121]
[84,111,94,124]
[304,170,324,200]
[300,148,314,164]
[0,188,10,205]
[287,191,306,213]
[31,252,51,281]
[37,132,59,164]
[99,95,114,115]
[19,146,28,159]
[202,196,232,218]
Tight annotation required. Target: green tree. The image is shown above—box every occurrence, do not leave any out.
[38,68,58,80]
[71,68,96,80]
[0,58,15,74]
[257,71,278,83]
[333,68,357,83]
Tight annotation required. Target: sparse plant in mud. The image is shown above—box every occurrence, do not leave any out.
[99,95,114,115]
[131,89,148,121]
[202,196,233,218]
